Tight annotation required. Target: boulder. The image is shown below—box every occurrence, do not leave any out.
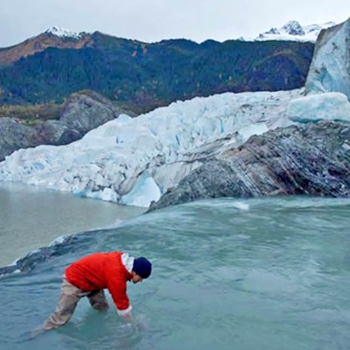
[0,91,134,161]
[148,121,350,211]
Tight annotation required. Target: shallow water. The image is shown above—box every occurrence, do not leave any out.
[1,196,350,350]
[0,183,144,266]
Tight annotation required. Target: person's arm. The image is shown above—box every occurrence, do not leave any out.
[107,276,133,318]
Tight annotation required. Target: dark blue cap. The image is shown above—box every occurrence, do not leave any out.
[133,257,152,279]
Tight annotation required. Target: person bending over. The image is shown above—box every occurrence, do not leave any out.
[43,251,152,330]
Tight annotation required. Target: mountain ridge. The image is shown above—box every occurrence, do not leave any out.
[0,19,337,65]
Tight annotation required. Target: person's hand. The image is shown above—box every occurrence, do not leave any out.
[121,313,145,331]
[121,311,133,320]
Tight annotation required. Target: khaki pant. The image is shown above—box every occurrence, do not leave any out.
[43,275,109,330]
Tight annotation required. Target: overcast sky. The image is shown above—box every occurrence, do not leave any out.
[0,0,349,47]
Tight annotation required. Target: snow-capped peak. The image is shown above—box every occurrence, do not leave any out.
[239,20,336,42]
[281,20,305,36]
[45,26,84,40]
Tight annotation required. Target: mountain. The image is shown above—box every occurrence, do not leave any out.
[0,27,95,66]
[239,20,336,42]
[0,26,314,113]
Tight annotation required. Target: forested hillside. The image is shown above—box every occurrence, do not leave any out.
[0,32,314,114]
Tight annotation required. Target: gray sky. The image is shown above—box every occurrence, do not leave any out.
[0,0,349,47]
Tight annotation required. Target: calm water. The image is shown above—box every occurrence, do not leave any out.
[1,195,350,350]
[0,183,144,266]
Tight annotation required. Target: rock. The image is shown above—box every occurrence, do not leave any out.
[34,120,81,145]
[0,118,38,161]
[0,91,134,161]
[148,121,350,211]
[59,90,136,134]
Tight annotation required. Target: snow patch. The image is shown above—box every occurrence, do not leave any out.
[45,26,85,40]
[239,20,336,42]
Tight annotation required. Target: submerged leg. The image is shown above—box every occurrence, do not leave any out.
[43,276,82,330]
[88,289,109,311]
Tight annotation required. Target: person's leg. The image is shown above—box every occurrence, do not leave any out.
[88,290,109,311]
[43,276,83,330]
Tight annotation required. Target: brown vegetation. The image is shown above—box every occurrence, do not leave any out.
[0,33,95,64]
[0,102,64,126]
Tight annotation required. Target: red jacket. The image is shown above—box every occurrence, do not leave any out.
[65,251,133,315]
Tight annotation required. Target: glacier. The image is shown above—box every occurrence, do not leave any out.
[0,90,302,207]
[305,19,350,100]
[1,18,350,208]
[1,88,350,208]
[286,92,350,123]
